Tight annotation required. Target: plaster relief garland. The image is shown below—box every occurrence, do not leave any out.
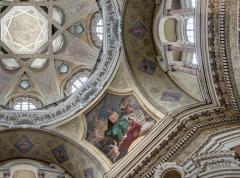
[154,128,240,178]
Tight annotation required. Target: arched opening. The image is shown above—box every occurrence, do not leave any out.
[162,169,182,178]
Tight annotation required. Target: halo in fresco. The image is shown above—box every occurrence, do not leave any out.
[86,93,156,162]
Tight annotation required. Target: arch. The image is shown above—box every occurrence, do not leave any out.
[0,129,106,177]
[162,169,182,178]
[154,163,185,178]
[9,97,41,111]
[91,12,103,48]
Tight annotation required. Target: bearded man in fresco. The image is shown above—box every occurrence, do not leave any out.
[105,111,129,142]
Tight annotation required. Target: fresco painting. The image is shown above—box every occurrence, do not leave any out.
[51,144,69,163]
[83,167,94,178]
[129,21,147,39]
[15,135,33,154]
[138,59,157,75]
[232,145,240,159]
[161,90,182,102]
[86,94,156,162]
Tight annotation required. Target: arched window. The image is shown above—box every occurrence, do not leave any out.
[66,71,90,95]
[11,97,40,111]
[91,12,104,47]
[191,0,196,8]
[2,58,20,70]
[71,76,88,93]
[96,18,103,41]
[13,101,36,110]
[186,18,195,43]
[53,34,64,53]
[192,53,197,65]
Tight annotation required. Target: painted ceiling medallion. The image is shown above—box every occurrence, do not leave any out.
[1,6,48,54]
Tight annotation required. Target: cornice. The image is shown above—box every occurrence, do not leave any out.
[136,111,239,178]
[217,0,240,114]
[105,0,240,177]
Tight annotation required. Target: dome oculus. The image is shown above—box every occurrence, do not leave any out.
[1,6,48,54]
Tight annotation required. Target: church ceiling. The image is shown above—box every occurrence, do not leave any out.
[0,129,105,178]
[0,0,122,127]
[123,0,205,115]
[105,0,240,177]
[0,0,100,106]
[0,0,239,177]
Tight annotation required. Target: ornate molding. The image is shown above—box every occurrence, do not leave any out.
[184,151,240,178]
[154,127,240,178]
[217,0,240,114]
[0,0,122,128]
[153,152,240,178]
[104,0,238,177]
[154,163,185,178]
[182,127,240,178]
[141,111,237,178]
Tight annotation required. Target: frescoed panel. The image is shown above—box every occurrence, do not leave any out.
[161,90,182,102]
[51,144,69,163]
[83,167,94,178]
[86,93,156,162]
[129,21,147,39]
[138,59,157,75]
[15,135,33,153]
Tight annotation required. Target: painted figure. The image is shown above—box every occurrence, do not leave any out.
[86,94,156,162]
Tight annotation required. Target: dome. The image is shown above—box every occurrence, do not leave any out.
[0,0,121,127]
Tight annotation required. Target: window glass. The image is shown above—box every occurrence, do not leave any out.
[13,100,37,111]
[191,0,196,8]
[96,19,103,41]
[91,12,104,47]
[192,53,197,65]
[71,76,87,93]
[66,70,90,94]
[186,18,195,43]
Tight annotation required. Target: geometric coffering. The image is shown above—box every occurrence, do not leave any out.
[1,6,48,54]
